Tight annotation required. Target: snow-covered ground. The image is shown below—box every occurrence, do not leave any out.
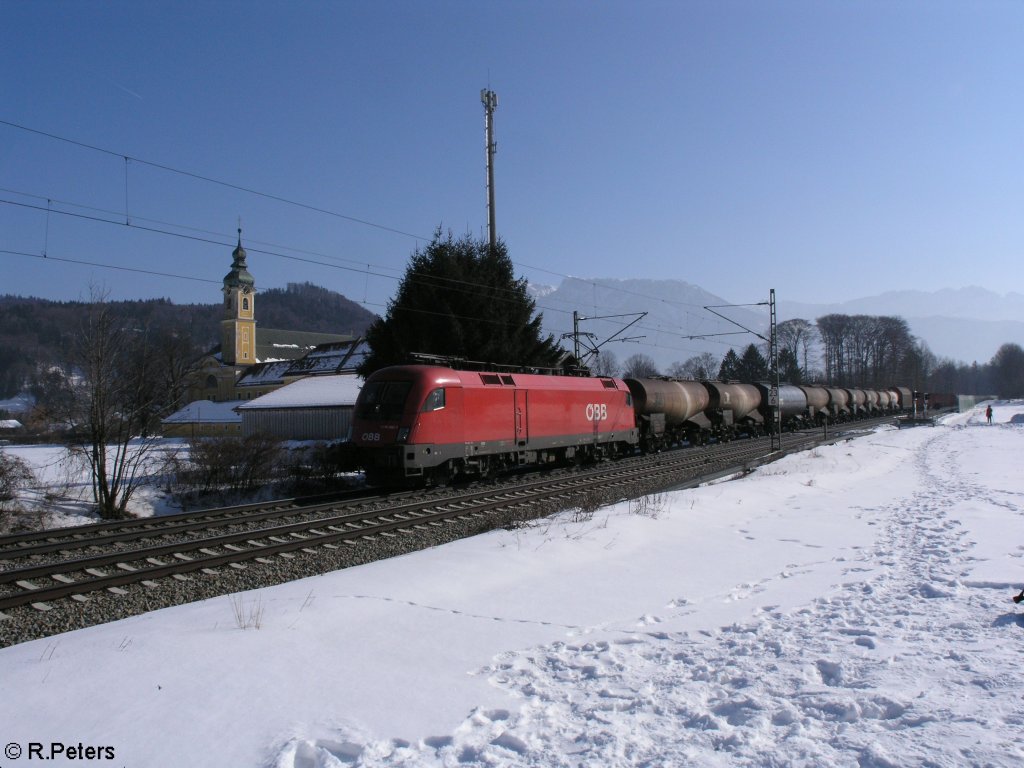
[0,440,183,526]
[2,402,1023,767]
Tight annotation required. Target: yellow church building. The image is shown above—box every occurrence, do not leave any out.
[166,232,365,436]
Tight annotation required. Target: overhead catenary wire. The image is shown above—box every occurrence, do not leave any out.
[0,120,747,317]
[0,119,428,242]
[0,200,748,361]
[0,120,764,361]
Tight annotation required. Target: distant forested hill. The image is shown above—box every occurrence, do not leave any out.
[0,283,377,398]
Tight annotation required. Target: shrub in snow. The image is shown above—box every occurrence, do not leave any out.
[0,451,39,532]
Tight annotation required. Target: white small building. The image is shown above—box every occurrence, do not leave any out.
[236,374,362,441]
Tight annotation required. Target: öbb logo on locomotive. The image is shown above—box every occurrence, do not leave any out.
[585,403,608,421]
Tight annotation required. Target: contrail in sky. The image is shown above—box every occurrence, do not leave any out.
[104,76,143,100]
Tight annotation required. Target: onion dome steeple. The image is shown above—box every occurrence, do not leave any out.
[220,227,257,366]
[223,228,255,289]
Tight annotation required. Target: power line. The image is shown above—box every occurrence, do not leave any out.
[2,121,758,359]
[0,247,562,335]
[0,248,220,285]
[0,186,408,277]
[0,118,428,242]
[2,119,740,318]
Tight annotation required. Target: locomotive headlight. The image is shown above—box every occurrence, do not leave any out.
[396,427,410,443]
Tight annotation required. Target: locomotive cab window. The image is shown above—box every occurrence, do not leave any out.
[421,387,445,412]
[357,381,413,420]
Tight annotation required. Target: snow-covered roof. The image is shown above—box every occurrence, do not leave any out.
[281,339,369,377]
[0,419,23,429]
[236,374,362,410]
[236,360,293,387]
[161,400,243,424]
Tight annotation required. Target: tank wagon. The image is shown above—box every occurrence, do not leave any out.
[754,384,808,433]
[892,387,913,410]
[864,389,880,413]
[704,382,763,438]
[623,378,710,451]
[800,386,831,425]
[845,388,868,417]
[352,365,638,486]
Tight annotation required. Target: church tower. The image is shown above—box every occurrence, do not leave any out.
[220,229,257,365]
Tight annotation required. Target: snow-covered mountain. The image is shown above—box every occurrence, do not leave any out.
[533,277,767,372]
[779,286,1024,363]
[533,280,1021,370]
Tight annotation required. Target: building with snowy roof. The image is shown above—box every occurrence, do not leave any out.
[235,374,362,440]
[161,400,243,438]
[232,338,369,401]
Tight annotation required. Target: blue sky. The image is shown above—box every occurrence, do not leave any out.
[2,1,1022,324]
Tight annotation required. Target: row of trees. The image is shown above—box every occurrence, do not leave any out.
[584,319,1023,399]
[6,228,1023,520]
[360,230,1024,399]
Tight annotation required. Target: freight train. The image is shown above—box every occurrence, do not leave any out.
[351,364,913,487]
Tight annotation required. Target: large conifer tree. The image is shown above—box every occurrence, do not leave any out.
[359,230,563,375]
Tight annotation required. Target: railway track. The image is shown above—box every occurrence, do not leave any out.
[0,417,892,645]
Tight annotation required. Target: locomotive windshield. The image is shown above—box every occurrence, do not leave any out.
[357,380,413,420]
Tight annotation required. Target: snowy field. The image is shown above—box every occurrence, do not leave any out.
[0,439,183,526]
[1,402,1023,767]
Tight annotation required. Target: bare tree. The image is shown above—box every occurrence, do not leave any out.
[58,290,190,519]
[589,350,621,377]
[991,343,1024,397]
[815,313,917,388]
[622,353,660,378]
[815,314,849,384]
[669,352,718,380]
[777,319,817,378]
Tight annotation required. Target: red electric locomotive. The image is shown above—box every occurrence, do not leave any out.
[352,365,639,486]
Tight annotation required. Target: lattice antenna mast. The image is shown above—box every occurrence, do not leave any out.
[481,89,499,251]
